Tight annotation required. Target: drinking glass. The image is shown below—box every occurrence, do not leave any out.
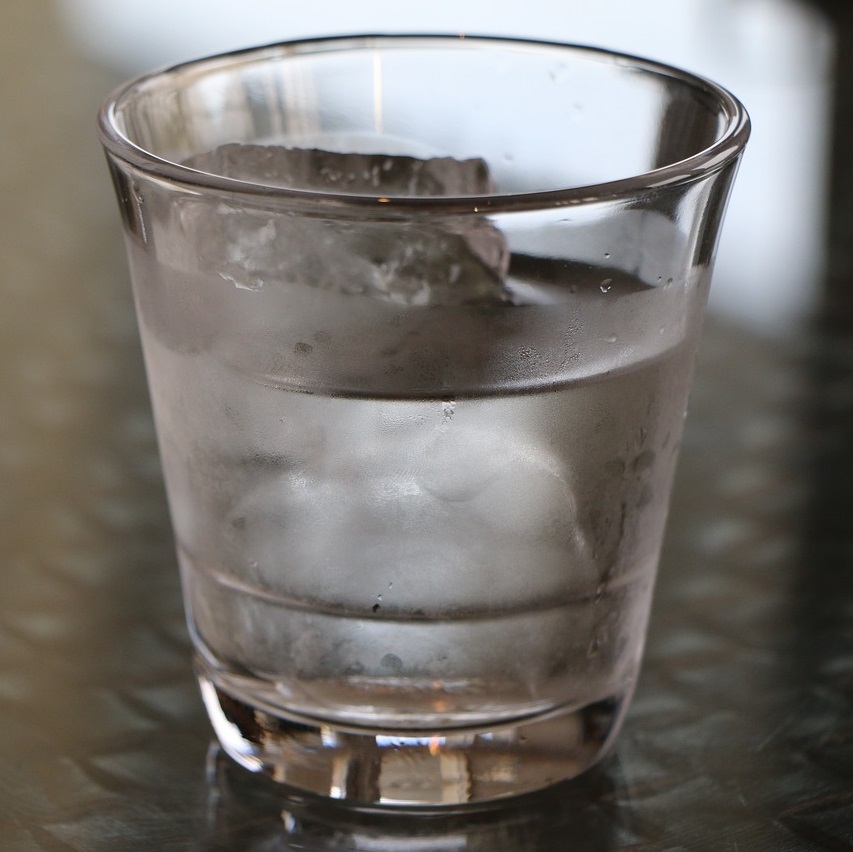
[98,35,749,807]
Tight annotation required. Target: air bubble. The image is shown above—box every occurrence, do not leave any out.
[586,636,603,659]
[599,279,613,293]
[632,449,656,472]
[381,653,403,672]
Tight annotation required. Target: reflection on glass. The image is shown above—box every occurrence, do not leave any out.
[204,743,636,850]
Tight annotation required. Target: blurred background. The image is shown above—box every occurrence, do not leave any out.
[3,1,853,849]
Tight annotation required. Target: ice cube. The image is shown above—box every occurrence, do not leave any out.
[179,144,510,305]
[213,393,596,616]
[186,144,497,196]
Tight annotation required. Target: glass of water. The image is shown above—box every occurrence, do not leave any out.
[99,35,748,807]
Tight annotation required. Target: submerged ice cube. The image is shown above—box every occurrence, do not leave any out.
[179,144,510,304]
[215,393,593,615]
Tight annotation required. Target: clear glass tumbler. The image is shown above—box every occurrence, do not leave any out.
[98,35,749,807]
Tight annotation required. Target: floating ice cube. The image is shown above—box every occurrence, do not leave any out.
[186,144,497,196]
[180,144,510,305]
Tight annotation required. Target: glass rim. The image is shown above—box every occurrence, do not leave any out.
[97,33,751,215]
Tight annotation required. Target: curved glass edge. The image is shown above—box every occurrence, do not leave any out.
[97,33,751,215]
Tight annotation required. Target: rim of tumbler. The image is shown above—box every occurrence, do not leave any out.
[98,34,751,215]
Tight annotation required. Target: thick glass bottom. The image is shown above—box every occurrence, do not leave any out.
[198,671,630,807]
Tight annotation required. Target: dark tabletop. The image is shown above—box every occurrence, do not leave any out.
[2,3,853,849]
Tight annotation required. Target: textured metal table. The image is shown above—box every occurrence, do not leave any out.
[2,4,853,850]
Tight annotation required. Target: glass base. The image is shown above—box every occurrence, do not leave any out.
[198,673,629,807]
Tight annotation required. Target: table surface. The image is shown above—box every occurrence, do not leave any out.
[3,4,853,850]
